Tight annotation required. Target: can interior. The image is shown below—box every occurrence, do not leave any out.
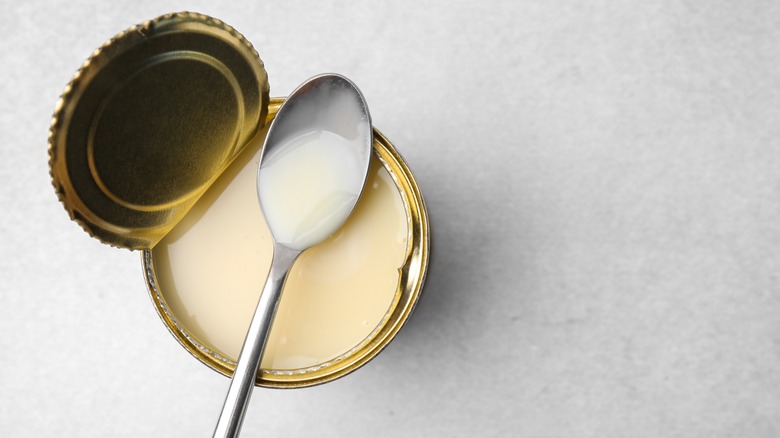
[143,101,429,388]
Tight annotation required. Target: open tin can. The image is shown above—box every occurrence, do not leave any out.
[49,12,429,388]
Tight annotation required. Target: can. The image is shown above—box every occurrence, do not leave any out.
[49,12,429,388]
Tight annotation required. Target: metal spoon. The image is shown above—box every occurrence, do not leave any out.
[213,74,373,438]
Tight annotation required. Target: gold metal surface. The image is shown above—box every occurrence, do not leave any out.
[142,98,430,388]
[49,12,270,249]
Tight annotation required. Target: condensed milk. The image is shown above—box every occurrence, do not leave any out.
[151,132,408,370]
[143,111,430,388]
[258,131,367,251]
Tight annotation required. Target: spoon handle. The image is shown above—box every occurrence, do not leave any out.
[213,243,301,438]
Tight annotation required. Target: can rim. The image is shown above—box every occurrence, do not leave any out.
[142,98,430,388]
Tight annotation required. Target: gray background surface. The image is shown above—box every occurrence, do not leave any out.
[3,1,780,436]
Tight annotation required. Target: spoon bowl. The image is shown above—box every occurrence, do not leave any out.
[213,74,373,438]
[258,75,373,250]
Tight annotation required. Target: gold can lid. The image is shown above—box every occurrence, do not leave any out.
[49,12,270,249]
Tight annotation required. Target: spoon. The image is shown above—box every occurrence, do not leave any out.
[213,74,373,438]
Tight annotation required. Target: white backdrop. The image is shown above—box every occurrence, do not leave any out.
[3,1,780,436]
